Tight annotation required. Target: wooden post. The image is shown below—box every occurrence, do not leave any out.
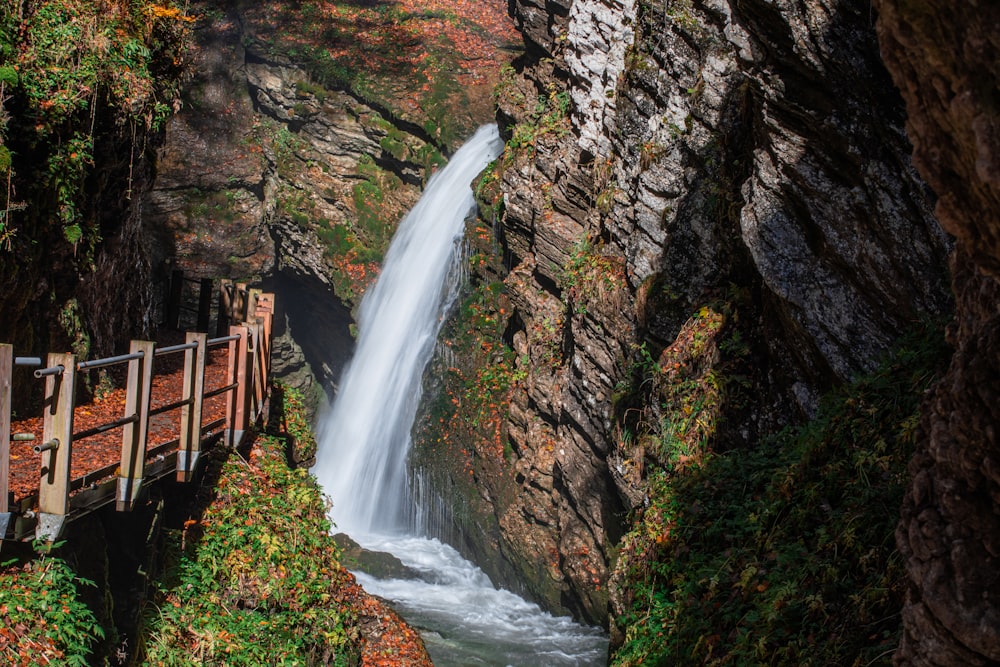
[217,279,233,337]
[246,323,259,426]
[235,282,248,323]
[247,287,262,322]
[248,323,263,421]
[37,352,75,542]
[117,341,155,511]
[166,269,184,329]
[197,277,213,333]
[225,328,237,447]
[225,325,250,447]
[177,332,207,481]
[256,293,274,399]
[0,344,11,539]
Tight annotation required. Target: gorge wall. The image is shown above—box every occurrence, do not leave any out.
[138,0,998,663]
[414,0,956,639]
[146,2,416,406]
[145,0,517,409]
[0,0,188,407]
[875,1,1000,664]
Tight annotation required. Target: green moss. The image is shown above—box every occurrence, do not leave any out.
[186,188,242,225]
[413,143,446,179]
[350,156,401,253]
[0,65,16,87]
[57,297,90,360]
[294,79,329,104]
[412,217,517,496]
[272,124,305,177]
[315,220,352,256]
[270,382,319,464]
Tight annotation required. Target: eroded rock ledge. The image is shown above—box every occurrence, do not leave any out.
[145,3,431,402]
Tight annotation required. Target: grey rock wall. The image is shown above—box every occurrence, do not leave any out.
[475,0,952,625]
[874,1,1000,664]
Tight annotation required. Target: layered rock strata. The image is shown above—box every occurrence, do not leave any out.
[439,0,953,626]
[145,5,431,397]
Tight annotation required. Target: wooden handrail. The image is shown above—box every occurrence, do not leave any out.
[0,290,276,542]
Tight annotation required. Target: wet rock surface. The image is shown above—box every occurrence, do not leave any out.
[333,533,423,582]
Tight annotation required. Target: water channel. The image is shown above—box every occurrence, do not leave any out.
[312,125,608,665]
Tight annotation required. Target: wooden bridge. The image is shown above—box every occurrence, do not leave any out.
[0,279,275,544]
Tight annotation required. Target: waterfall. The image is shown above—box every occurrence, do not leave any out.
[311,125,608,666]
[313,124,503,536]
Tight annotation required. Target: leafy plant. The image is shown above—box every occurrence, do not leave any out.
[0,547,106,666]
[503,85,573,160]
[140,434,361,665]
[0,0,191,259]
[610,323,950,666]
[270,382,319,464]
[560,236,627,315]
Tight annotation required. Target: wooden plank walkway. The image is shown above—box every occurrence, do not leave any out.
[0,286,275,543]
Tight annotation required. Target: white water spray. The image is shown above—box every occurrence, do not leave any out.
[313,124,503,535]
[312,125,608,665]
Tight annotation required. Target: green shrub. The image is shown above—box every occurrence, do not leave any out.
[0,546,106,666]
[140,435,359,665]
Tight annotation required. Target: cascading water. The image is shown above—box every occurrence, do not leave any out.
[312,125,608,665]
[313,125,500,535]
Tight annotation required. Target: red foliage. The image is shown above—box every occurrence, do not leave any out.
[6,347,230,505]
[334,576,434,667]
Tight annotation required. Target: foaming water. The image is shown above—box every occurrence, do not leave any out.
[354,534,608,667]
[312,125,608,665]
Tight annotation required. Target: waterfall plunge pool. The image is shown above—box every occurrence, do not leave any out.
[349,533,608,666]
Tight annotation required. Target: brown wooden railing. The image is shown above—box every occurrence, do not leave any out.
[0,288,275,543]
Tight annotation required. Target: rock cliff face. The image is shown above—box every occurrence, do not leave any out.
[146,0,515,407]
[425,0,953,628]
[145,3,437,401]
[143,1,994,661]
[0,0,186,406]
[875,2,1000,664]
